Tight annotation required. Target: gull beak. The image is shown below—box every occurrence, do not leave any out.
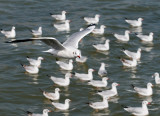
[77,56,80,58]
[48,110,52,112]
[117,84,120,86]
[148,102,151,105]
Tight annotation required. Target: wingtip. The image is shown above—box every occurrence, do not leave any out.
[49,99,54,102]
[27,56,30,58]
[46,74,50,77]
[39,88,44,92]
[49,13,53,15]
[26,111,32,115]
[125,17,128,20]
[131,84,135,88]
[121,105,128,108]
[71,72,75,75]
[87,23,96,27]
[20,63,24,67]
[122,48,125,51]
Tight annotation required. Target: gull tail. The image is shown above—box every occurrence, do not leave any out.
[49,13,53,15]
[39,88,44,93]
[121,105,128,108]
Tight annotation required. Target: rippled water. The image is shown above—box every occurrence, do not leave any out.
[0,0,160,115]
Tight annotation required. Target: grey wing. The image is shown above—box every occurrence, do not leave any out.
[6,37,65,50]
[63,25,95,48]
[134,87,147,93]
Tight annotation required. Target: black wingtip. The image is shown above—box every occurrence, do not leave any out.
[125,17,128,20]
[121,105,128,108]
[135,33,138,35]
[39,88,44,92]
[97,90,102,92]
[27,56,30,58]
[20,63,24,67]
[71,72,75,75]
[86,102,90,105]
[55,58,59,61]
[122,48,125,51]
[26,111,32,115]
[0,29,3,31]
[46,74,50,77]
[49,99,53,102]
[49,13,53,15]
[87,24,96,27]
[131,84,135,88]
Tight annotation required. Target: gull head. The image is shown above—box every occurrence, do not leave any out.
[12,26,16,30]
[38,57,44,60]
[65,72,72,78]
[150,32,154,36]
[142,101,150,105]
[88,68,95,72]
[102,77,109,81]
[138,18,143,21]
[95,14,100,18]
[138,48,142,52]
[65,99,71,103]
[55,88,60,92]
[62,11,66,14]
[152,72,159,78]
[73,49,81,58]
[101,25,106,28]
[125,30,130,34]
[69,59,73,63]
[112,82,120,87]
[43,109,52,114]
[147,83,153,87]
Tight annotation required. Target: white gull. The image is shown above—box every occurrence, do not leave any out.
[53,20,70,31]
[50,99,71,110]
[93,39,110,51]
[114,30,130,42]
[21,64,39,74]
[26,109,51,116]
[84,14,100,24]
[27,56,44,67]
[136,32,154,42]
[125,18,143,27]
[88,77,109,88]
[31,26,42,37]
[50,11,66,21]
[122,48,141,60]
[1,26,16,38]
[6,24,95,59]
[98,62,107,77]
[56,59,73,70]
[152,72,160,84]
[92,25,106,35]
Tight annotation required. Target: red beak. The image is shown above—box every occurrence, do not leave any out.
[77,56,80,58]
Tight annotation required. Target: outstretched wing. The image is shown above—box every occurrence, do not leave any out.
[63,25,95,48]
[6,37,65,50]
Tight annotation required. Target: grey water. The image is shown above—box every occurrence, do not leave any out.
[0,0,160,115]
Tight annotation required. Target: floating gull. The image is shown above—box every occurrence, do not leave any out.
[122,101,150,116]
[50,11,66,21]
[76,55,87,63]
[74,68,95,81]
[136,32,154,42]
[56,59,73,70]
[120,58,137,67]
[26,109,51,116]
[125,18,143,27]
[98,62,107,77]
[84,14,100,24]
[21,64,39,74]
[50,99,71,110]
[97,82,119,98]
[122,48,141,60]
[31,26,42,37]
[131,83,153,96]
[88,77,109,88]
[50,73,72,87]
[54,20,70,31]
[89,96,109,110]
[114,30,130,42]
[1,26,16,38]
[93,39,110,51]
[27,56,44,67]
[40,88,60,100]
[92,25,106,35]
[152,72,160,84]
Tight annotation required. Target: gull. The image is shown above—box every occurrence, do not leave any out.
[136,32,154,42]
[122,101,150,116]
[92,25,106,35]
[114,30,130,42]
[93,39,110,51]
[125,18,143,27]
[6,24,96,59]
[88,77,109,88]
[74,68,95,81]
[21,64,39,74]
[120,58,137,67]
[98,62,107,77]
[56,59,73,70]
[53,20,70,31]
[50,73,72,87]
[89,96,109,110]
[76,55,87,63]
[122,48,141,60]
[84,14,100,24]
[26,109,51,116]
[39,88,60,100]
[1,26,16,38]
[31,27,42,37]
[50,11,66,21]
[152,72,160,84]
[50,99,71,110]
[131,83,153,96]
[97,82,119,97]
[27,56,44,67]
